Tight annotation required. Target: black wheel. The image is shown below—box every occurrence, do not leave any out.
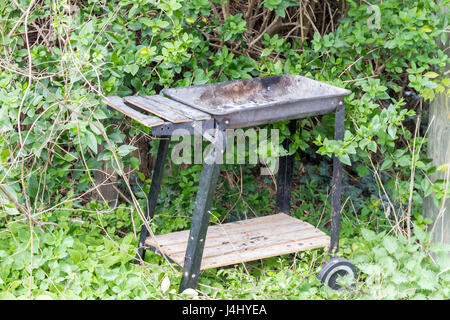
[318,257,356,290]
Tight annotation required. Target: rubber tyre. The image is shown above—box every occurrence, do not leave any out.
[318,257,356,290]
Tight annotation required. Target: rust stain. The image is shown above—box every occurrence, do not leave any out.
[197,75,295,110]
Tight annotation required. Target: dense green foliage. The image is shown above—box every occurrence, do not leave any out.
[0,0,449,299]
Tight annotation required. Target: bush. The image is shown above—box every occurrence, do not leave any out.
[0,0,448,299]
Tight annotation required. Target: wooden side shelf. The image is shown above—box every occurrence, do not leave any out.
[145,213,330,270]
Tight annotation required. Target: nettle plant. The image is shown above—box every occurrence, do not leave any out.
[350,226,450,299]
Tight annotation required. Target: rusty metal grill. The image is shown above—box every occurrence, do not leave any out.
[101,74,353,292]
[162,74,350,128]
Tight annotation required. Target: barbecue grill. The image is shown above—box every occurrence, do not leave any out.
[102,74,356,292]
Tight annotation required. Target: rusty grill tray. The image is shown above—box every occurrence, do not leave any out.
[162,74,350,128]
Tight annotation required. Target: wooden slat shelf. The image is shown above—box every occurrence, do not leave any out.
[145,213,330,270]
[146,95,211,121]
[102,96,165,127]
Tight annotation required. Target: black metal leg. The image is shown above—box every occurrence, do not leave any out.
[276,120,296,215]
[178,131,224,292]
[135,137,170,264]
[329,103,345,256]
[178,162,221,292]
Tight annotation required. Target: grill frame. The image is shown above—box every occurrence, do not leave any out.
[103,74,352,293]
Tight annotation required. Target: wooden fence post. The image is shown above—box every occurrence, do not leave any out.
[422,20,449,244]
[93,143,118,207]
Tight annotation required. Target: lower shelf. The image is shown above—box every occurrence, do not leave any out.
[145,213,330,270]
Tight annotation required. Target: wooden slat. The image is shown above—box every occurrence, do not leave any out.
[102,96,164,127]
[146,95,211,121]
[124,96,190,123]
[200,236,329,270]
[145,213,330,270]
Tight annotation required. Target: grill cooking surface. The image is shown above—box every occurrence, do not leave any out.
[162,74,350,115]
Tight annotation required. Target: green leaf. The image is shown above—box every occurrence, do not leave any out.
[181,288,198,296]
[89,121,104,135]
[391,271,407,284]
[339,154,351,166]
[68,249,83,264]
[125,64,139,76]
[0,292,16,300]
[85,131,98,154]
[381,158,394,170]
[367,141,377,153]
[413,224,427,242]
[103,255,121,268]
[117,145,137,157]
[361,228,376,242]
[423,71,439,79]
[130,156,139,169]
[358,263,382,276]
[387,125,397,139]
[356,165,370,177]
[397,155,410,167]
[383,236,398,254]
[79,20,94,38]
[102,271,119,281]
[160,276,170,293]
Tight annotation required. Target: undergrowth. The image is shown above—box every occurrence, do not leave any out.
[0,0,449,299]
